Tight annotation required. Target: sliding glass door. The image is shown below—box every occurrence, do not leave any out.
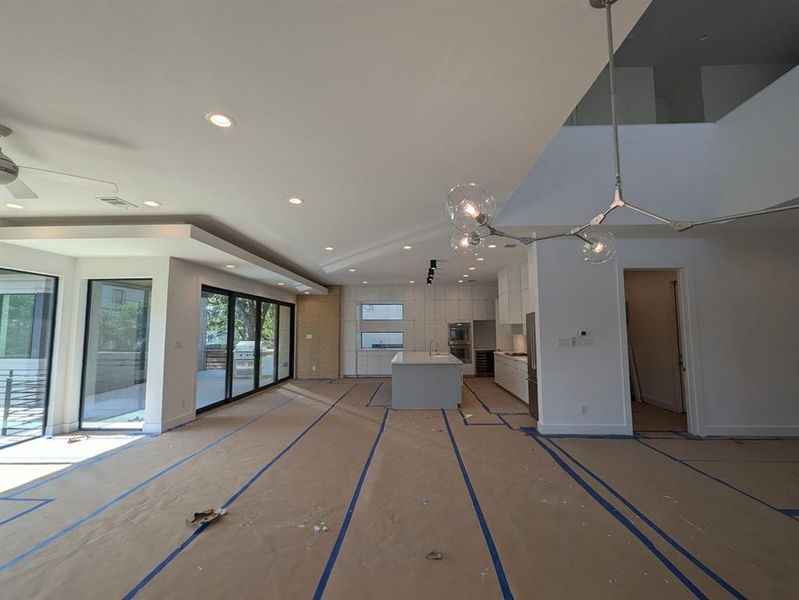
[196,290,230,410]
[195,286,293,412]
[80,279,151,430]
[0,268,57,447]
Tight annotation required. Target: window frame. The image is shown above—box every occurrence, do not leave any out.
[360,331,404,350]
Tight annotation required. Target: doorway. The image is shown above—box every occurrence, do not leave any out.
[623,269,688,433]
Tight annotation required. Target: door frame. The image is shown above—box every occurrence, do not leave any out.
[616,265,702,436]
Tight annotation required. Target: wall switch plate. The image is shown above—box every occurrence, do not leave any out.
[557,337,576,347]
[580,403,588,415]
[306,333,313,340]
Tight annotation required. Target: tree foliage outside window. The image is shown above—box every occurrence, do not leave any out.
[0,294,35,357]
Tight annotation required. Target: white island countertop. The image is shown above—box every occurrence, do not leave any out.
[391,351,462,365]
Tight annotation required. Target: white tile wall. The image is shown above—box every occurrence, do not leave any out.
[341,283,498,377]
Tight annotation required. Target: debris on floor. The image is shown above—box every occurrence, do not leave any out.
[314,522,329,532]
[414,497,429,505]
[67,434,90,444]
[464,413,473,419]
[186,507,227,527]
[425,550,443,560]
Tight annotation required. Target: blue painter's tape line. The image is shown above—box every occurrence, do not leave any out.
[312,408,389,599]
[519,428,709,600]
[0,390,309,575]
[526,428,635,440]
[779,508,799,517]
[636,438,795,522]
[0,498,54,527]
[443,409,515,600]
[546,438,747,600]
[122,385,356,600]
[365,381,384,407]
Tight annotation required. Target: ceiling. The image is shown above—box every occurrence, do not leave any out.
[0,0,650,286]
[616,0,799,67]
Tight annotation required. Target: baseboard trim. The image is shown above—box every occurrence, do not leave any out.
[536,422,633,436]
[641,395,681,412]
[701,425,799,438]
[152,411,196,434]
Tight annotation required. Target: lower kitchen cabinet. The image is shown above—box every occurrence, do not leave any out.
[494,353,529,404]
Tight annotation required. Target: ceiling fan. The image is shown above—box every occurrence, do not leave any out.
[0,123,118,200]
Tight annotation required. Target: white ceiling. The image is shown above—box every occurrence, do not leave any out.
[0,0,650,286]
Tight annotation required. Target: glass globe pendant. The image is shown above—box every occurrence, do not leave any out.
[446,183,496,232]
[580,228,616,264]
[450,229,485,255]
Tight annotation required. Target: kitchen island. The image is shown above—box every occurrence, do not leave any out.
[390,351,463,409]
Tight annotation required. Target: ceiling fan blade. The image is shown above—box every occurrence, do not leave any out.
[17,166,118,193]
[6,178,38,199]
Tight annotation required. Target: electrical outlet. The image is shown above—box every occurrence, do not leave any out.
[579,403,588,415]
[306,333,313,340]
[312,365,317,371]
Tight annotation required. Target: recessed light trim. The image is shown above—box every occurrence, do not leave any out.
[304,291,310,294]
[457,280,464,283]
[403,245,412,250]
[224,264,236,269]
[348,268,356,272]
[5,202,24,210]
[468,266,476,271]
[409,280,415,284]
[325,246,334,251]
[477,257,485,261]
[143,200,161,207]
[488,244,497,249]
[287,197,304,205]
[362,280,368,284]
[277,282,285,286]
[205,112,235,128]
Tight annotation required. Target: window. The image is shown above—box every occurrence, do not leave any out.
[360,303,403,320]
[361,332,403,349]
[0,268,57,447]
[195,286,294,412]
[81,279,152,430]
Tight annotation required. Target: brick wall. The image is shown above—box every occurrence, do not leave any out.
[295,286,341,379]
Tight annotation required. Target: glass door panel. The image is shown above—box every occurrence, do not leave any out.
[0,268,57,447]
[232,297,257,397]
[196,290,229,409]
[81,279,151,429]
[259,302,276,387]
[277,304,292,380]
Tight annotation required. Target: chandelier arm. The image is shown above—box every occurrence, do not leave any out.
[604,1,623,196]
[682,203,799,230]
[621,202,675,225]
[487,226,574,246]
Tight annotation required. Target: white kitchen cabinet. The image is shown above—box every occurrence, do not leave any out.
[497,266,522,325]
[493,353,529,404]
[520,262,530,334]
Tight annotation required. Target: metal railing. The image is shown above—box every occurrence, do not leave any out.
[1,368,47,441]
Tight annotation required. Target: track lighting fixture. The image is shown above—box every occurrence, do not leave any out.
[445,0,799,264]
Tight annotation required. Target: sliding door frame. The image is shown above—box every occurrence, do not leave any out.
[198,285,294,413]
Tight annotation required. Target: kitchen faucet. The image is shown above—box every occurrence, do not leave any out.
[429,339,441,356]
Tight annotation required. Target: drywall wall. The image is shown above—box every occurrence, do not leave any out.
[623,269,683,412]
[531,227,799,437]
[296,286,341,379]
[341,284,498,377]
[701,64,794,122]
[567,66,656,125]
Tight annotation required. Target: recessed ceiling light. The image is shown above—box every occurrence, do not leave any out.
[403,245,412,250]
[409,280,415,284]
[468,266,476,271]
[5,202,24,210]
[362,280,368,284]
[143,200,161,207]
[277,282,285,286]
[224,264,236,269]
[304,291,310,294]
[477,257,485,261]
[488,244,497,249]
[205,112,235,128]
[325,246,334,251]
[348,268,356,272]
[463,274,469,278]
[457,280,464,283]
[288,197,303,205]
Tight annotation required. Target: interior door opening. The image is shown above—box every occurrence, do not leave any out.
[623,269,689,434]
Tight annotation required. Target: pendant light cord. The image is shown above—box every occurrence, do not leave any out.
[604,0,623,197]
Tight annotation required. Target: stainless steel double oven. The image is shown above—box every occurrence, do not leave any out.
[448,322,472,363]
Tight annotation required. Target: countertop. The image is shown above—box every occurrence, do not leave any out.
[494,351,529,364]
[391,351,462,365]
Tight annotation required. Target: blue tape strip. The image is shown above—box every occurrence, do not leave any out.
[0,389,308,575]
[122,384,356,600]
[365,381,384,407]
[312,408,389,599]
[520,428,708,600]
[0,498,54,527]
[443,409,515,599]
[546,438,746,600]
[462,380,527,417]
[636,438,796,522]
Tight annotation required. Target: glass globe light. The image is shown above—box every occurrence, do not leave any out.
[580,228,616,264]
[446,183,496,232]
[450,230,485,255]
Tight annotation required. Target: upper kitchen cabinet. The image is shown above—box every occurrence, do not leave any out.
[497,265,522,325]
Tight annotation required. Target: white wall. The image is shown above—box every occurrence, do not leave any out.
[567,66,657,125]
[531,230,799,437]
[701,64,794,123]
[341,284,497,377]
[624,269,683,412]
